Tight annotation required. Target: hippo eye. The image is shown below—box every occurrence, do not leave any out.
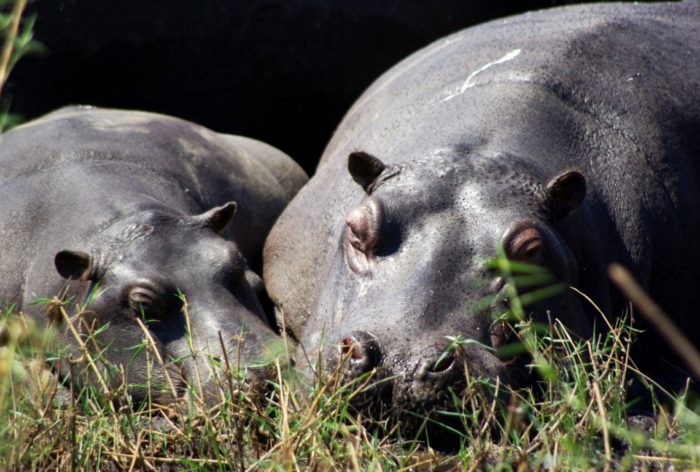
[129,286,157,311]
[505,227,542,265]
[127,284,178,318]
[345,204,380,255]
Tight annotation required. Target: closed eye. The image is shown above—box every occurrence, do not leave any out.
[344,198,386,256]
[126,281,181,319]
[505,226,542,265]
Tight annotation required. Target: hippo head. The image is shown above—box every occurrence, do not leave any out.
[297,150,591,428]
[53,202,277,403]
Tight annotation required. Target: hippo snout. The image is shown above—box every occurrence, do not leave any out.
[324,335,510,413]
[392,344,466,407]
[382,341,509,413]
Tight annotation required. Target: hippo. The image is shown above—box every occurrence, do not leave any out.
[263,0,700,424]
[0,107,307,403]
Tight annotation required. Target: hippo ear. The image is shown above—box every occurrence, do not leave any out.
[55,250,94,280]
[545,170,586,220]
[197,201,237,233]
[348,151,387,193]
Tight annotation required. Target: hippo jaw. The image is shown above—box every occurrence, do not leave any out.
[52,205,276,404]
[295,150,588,421]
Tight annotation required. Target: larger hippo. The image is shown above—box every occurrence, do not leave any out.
[264,0,700,420]
[0,107,307,402]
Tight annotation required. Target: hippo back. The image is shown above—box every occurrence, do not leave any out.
[2,107,306,268]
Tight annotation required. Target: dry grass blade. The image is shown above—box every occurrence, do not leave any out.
[58,303,112,399]
[608,263,700,379]
[0,0,26,95]
[135,317,179,401]
[588,342,612,471]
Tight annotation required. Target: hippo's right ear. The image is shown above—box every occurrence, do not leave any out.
[55,250,95,280]
[196,201,237,234]
[348,151,387,193]
[545,169,587,220]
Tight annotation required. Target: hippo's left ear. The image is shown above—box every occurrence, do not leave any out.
[196,201,237,233]
[545,170,586,220]
[348,151,387,193]
[55,250,95,280]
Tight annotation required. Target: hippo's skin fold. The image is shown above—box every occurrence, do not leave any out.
[264,1,700,418]
[0,107,307,402]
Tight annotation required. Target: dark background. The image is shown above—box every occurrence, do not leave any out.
[8,0,618,174]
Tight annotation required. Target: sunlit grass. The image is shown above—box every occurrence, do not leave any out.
[1,252,699,469]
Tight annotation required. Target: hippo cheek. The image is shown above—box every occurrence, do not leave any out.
[165,330,235,403]
[293,315,340,375]
[165,296,277,394]
[56,313,187,404]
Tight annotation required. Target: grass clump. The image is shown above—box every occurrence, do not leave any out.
[1,252,699,470]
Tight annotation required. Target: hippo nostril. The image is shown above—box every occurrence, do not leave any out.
[425,351,457,374]
[428,354,455,373]
[415,346,461,382]
[337,331,382,376]
[341,336,365,360]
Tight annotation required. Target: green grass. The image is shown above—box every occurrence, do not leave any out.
[0,0,45,131]
[2,253,699,470]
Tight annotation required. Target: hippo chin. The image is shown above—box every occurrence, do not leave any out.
[0,107,307,403]
[264,1,700,421]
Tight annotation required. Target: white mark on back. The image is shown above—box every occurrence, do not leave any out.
[349,36,460,114]
[442,48,522,102]
[87,114,154,134]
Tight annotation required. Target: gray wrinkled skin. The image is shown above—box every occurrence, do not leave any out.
[264,1,700,417]
[0,107,307,403]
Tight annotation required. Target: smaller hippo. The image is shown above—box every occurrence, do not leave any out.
[0,107,307,402]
